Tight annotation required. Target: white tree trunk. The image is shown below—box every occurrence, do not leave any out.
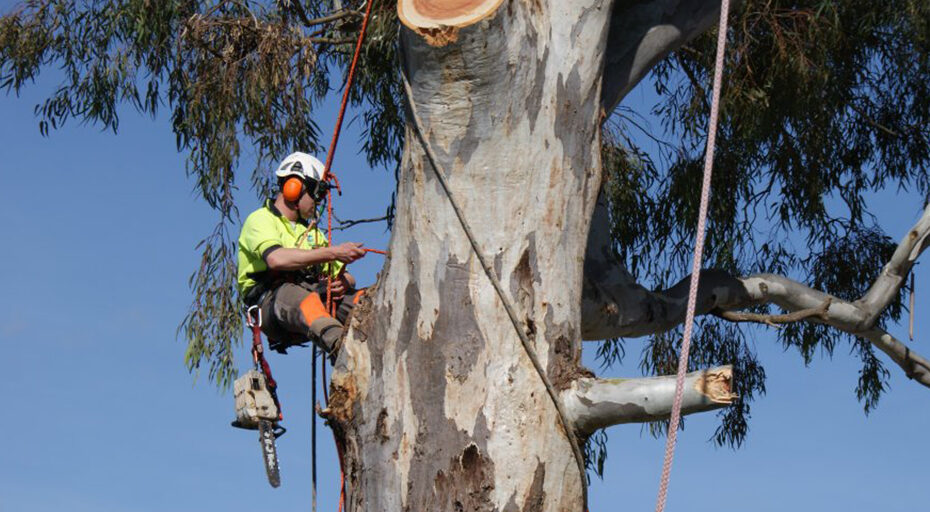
[326,1,728,510]
[332,2,611,509]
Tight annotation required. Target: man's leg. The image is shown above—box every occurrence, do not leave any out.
[260,283,345,356]
[334,288,366,324]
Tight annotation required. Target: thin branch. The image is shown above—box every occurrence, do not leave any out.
[333,214,390,231]
[849,102,903,139]
[309,37,356,45]
[714,298,831,327]
[863,328,930,385]
[300,8,362,28]
[676,53,710,112]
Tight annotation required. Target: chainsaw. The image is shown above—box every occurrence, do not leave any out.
[232,369,286,487]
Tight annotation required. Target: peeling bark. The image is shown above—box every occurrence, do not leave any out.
[334,1,620,510]
[563,366,736,435]
[316,0,930,508]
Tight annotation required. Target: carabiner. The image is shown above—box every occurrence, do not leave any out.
[246,305,262,328]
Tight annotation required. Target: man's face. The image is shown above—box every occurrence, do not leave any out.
[296,183,318,220]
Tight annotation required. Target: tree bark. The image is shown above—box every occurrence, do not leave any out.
[331,2,613,510]
[327,1,729,510]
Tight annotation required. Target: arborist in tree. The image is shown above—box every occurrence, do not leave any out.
[237,152,367,360]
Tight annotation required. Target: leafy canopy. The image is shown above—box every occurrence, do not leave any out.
[600,0,929,455]
[2,0,928,470]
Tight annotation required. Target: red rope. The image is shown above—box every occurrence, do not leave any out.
[654,1,731,511]
[250,322,282,421]
[315,1,376,510]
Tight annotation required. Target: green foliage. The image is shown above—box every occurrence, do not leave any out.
[583,429,609,481]
[0,0,403,388]
[601,0,929,440]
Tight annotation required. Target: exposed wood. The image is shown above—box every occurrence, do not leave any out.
[398,0,507,45]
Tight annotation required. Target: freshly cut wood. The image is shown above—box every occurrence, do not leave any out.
[397,0,505,30]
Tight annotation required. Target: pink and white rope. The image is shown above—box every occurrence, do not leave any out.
[654,1,732,511]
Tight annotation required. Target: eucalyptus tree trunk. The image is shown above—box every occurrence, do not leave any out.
[326,1,731,510]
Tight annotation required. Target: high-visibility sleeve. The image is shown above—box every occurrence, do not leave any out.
[241,211,283,258]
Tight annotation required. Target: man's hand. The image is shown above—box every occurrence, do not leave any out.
[330,242,367,263]
[323,274,350,301]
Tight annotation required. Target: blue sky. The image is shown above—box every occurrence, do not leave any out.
[1,10,928,512]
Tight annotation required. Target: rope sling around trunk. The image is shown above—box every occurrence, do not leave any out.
[654,1,732,511]
[399,71,591,512]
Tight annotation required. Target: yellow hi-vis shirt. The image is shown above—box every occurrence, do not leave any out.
[237,200,343,296]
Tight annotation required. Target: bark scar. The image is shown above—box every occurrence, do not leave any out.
[415,26,460,47]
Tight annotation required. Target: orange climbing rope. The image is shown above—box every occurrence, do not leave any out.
[654,1,732,512]
[313,1,376,511]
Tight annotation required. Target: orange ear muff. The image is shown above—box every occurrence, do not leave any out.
[282,177,304,202]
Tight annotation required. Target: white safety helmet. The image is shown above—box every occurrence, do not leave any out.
[275,151,325,182]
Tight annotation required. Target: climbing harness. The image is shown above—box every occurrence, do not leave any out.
[232,305,286,488]
[654,1,732,512]
[399,71,590,511]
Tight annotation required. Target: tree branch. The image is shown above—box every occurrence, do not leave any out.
[563,366,736,435]
[738,274,930,388]
[283,2,360,28]
[858,204,930,328]
[600,0,729,115]
[862,328,930,385]
[581,194,752,339]
[333,214,390,231]
[308,36,356,45]
[581,195,930,388]
[713,298,831,326]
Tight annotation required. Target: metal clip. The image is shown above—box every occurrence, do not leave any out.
[246,305,262,328]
